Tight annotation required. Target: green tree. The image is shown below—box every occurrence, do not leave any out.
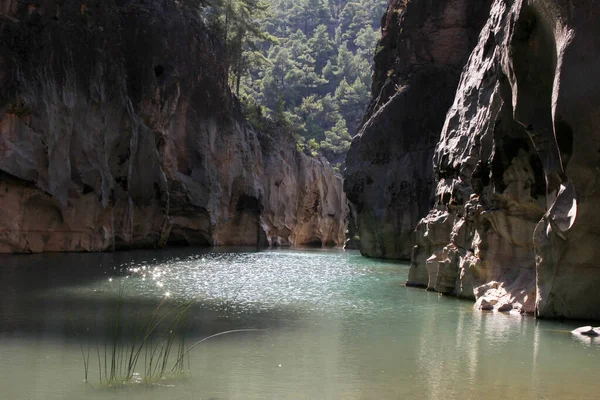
[231,0,387,164]
[320,117,352,156]
[289,0,331,35]
[355,26,379,63]
[284,30,328,103]
[203,0,276,95]
[308,24,335,72]
[335,77,370,133]
[261,45,294,109]
[334,42,360,82]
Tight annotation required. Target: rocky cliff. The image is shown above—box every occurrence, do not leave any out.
[347,0,600,319]
[409,0,600,320]
[0,0,347,253]
[344,0,491,259]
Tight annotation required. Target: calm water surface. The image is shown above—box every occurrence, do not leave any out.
[0,248,598,399]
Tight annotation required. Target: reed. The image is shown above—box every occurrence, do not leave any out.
[74,292,193,387]
[74,284,263,387]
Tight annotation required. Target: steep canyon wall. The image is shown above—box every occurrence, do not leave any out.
[0,0,347,253]
[346,0,600,319]
[344,0,491,259]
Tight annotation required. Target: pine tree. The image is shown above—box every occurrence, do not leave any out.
[321,117,352,156]
[308,24,335,72]
[226,0,387,164]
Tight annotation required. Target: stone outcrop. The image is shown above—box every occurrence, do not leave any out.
[0,0,347,253]
[408,0,600,320]
[572,326,600,337]
[346,0,600,319]
[571,326,600,345]
[344,0,491,259]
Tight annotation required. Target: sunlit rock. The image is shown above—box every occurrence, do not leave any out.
[406,0,600,320]
[571,326,600,337]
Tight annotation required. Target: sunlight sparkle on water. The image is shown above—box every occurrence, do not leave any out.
[105,250,372,314]
[0,248,598,400]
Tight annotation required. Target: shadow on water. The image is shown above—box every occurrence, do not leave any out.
[0,293,300,341]
[0,247,269,293]
[0,247,308,342]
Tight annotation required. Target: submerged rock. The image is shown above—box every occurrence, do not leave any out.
[0,0,347,253]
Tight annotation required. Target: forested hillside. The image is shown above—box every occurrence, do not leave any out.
[209,0,387,167]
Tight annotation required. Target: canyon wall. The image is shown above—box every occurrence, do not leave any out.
[344,0,491,259]
[347,0,600,319]
[410,0,600,320]
[0,0,347,253]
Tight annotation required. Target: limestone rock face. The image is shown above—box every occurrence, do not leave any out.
[0,0,347,253]
[344,0,491,259]
[410,0,600,319]
[258,132,348,248]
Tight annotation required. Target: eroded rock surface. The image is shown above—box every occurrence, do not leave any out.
[409,0,600,319]
[0,0,347,253]
[344,0,491,259]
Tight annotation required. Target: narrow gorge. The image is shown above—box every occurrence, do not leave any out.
[1,0,599,397]
[346,0,600,320]
[0,0,348,253]
[1,0,599,323]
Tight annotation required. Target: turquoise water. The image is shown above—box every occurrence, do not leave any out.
[0,248,598,399]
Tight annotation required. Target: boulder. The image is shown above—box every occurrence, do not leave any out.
[571,326,600,337]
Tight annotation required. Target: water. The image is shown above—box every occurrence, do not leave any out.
[0,248,598,399]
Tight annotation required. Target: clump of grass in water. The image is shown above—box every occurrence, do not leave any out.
[71,284,194,387]
[75,286,261,387]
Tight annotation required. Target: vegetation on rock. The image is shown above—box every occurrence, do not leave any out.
[203,0,387,167]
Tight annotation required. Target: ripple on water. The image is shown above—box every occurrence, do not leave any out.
[104,250,382,315]
[37,249,390,318]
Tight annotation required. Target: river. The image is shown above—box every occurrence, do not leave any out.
[0,248,598,399]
